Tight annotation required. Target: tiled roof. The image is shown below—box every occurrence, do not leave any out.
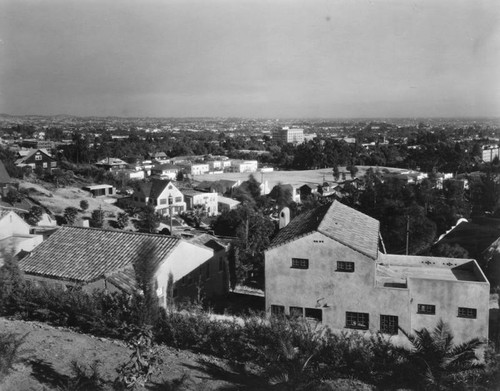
[19,227,180,283]
[317,201,380,259]
[269,203,330,249]
[106,266,138,294]
[268,201,380,259]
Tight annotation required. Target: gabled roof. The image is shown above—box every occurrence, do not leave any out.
[268,201,380,259]
[19,226,181,283]
[137,179,174,199]
[0,160,12,183]
[15,149,53,164]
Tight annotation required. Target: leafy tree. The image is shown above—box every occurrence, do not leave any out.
[4,188,25,204]
[0,250,25,314]
[431,243,469,259]
[175,171,184,182]
[349,165,359,179]
[80,199,89,212]
[26,205,43,226]
[90,208,105,228]
[136,206,159,233]
[332,165,340,181]
[64,207,79,226]
[269,183,293,210]
[400,319,484,390]
[116,212,129,230]
[133,240,159,326]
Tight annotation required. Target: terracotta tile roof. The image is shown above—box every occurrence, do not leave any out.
[106,266,138,294]
[269,203,330,248]
[19,226,180,283]
[268,201,380,259]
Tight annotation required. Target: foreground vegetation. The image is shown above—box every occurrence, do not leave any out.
[1,255,499,390]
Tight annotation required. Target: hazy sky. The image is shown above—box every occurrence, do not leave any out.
[1,0,499,118]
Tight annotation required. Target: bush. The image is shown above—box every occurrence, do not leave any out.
[0,332,29,378]
[80,199,89,212]
[63,207,79,225]
[90,208,105,228]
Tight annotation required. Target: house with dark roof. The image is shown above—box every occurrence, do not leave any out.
[95,157,128,171]
[265,200,489,344]
[18,226,225,304]
[0,160,17,199]
[15,149,57,172]
[131,179,186,216]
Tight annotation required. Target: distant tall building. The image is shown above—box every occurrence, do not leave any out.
[274,127,304,144]
[482,145,500,163]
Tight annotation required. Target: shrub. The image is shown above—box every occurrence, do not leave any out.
[58,360,105,391]
[116,212,129,230]
[26,205,44,226]
[63,207,79,225]
[115,325,162,390]
[0,332,29,378]
[90,208,105,228]
[79,199,89,212]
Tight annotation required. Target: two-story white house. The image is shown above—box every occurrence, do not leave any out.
[265,201,489,344]
[182,189,218,216]
[131,180,186,216]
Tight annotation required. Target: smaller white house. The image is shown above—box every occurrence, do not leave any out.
[177,163,210,176]
[0,209,43,261]
[182,189,218,216]
[218,196,240,213]
[228,160,258,173]
[150,164,179,180]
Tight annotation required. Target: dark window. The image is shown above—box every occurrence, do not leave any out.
[337,261,355,272]
[290,306,304,318]
[417,304,436,315]
[380,315,399,335]
[218,258,224,272]
[175,196,182,203]
[271,305,285,316]
[305,308,322,322]
[291,258,309,269]
[206,264,210,279]
[346,312,369,330]
[458,307,477,319]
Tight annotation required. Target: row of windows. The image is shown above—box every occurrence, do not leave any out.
[271,306,399,335]
[417,304,477,319]
[272,306,478,335]
[291,258,355,273]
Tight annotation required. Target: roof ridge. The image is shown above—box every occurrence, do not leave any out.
[59,226,180,240]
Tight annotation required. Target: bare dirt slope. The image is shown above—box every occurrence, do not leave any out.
[0,317,263,391]
[19,181,124,217]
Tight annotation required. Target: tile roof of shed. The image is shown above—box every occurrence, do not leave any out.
[19,226,180,283]
[268,201,380,259]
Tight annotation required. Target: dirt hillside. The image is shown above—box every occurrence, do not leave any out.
[0,317,264,391]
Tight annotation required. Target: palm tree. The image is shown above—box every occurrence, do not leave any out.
[400,319,484,390]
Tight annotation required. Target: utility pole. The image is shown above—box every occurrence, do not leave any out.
[406,215,410,255]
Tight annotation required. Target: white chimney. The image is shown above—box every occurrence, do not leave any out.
[279,207,290,229]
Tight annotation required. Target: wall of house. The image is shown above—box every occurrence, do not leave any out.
[266,231,489,342]
[408,277,489,343]
[186,193,218,216]
[154,241,214,307]
[265,232,408,331]
[174,248,229,302]
[0,212,31,240]
[266,232,425,337]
